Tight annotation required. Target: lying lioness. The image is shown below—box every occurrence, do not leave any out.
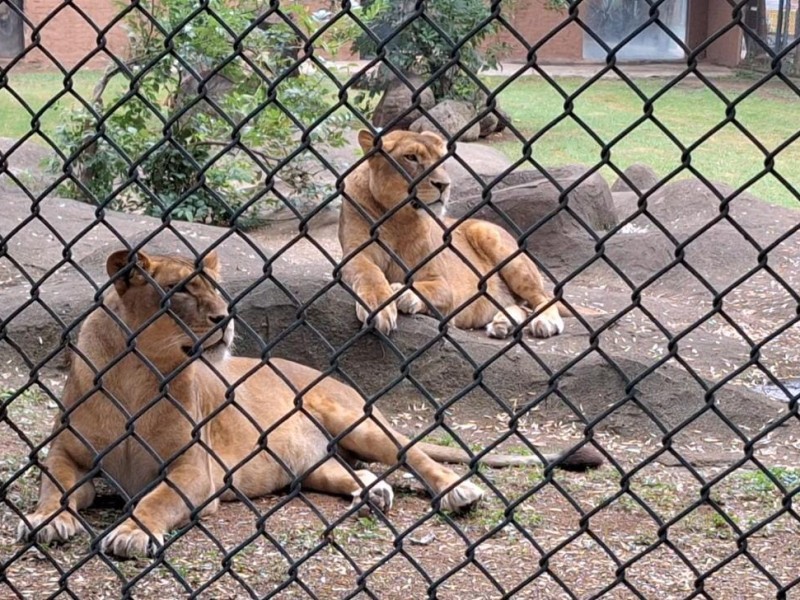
[339,129,592,338]
[18,250,602,558]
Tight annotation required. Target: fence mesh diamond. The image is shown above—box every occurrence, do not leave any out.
[1,0,800,598]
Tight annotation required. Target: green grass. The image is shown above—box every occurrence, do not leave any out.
[735,467,800,495]
[0,71,122,140]
[2,70,799,207]
[485,75,800,208]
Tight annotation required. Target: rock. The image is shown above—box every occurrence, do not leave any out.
[445,166,618,274]
[611,163,660,193]
[371,75,436,131]
[0,189,794,444]
[0,137,58,195]
[495,107,512,132]
[410,99,480,142]
[478,110,499,138]
[610,178,792,289]
[473,90,511,134]
[444,142,514,185]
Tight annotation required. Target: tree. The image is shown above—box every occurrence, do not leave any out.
[351,0,511,105]
[50,1,351,225]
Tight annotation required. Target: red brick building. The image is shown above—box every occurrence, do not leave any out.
[0,0,128,69]
[0,0,756,70]
[493,0,745,67]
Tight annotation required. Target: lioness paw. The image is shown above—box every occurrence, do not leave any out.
[17,510,85,545]
[440,481,484,513]
[486,319,510,339]
[355,301,398,335]
[487,306,529,339]
[389,283,425,315]
[101,519,163,558]
[530,306,564,339]
[349,471,394,517]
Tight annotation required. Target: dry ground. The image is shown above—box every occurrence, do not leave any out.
[3,205,800,599]
[1,381,799,600]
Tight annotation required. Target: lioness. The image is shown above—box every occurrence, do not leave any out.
[339,129,590,338]
[18,250,602,558]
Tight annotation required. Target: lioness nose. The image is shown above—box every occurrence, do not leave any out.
[433,181,449,193]
[208,313,227,325]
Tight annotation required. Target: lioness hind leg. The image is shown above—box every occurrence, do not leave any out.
[312,404,483,513]
[303,460,393,516]
[463,222,564,339]
[486,305,529,339]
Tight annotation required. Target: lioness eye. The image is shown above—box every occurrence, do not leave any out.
[404,154,418,163]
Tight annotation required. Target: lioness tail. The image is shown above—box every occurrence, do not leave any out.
[556,302,607,318]
[415,442,603,471]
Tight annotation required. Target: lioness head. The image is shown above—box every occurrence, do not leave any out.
[357,129,451,213]
[105,250,233,364]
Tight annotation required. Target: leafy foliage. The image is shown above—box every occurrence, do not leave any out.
[49,0,352,225]
[351,0,510,104]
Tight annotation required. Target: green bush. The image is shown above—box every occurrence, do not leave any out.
[49,0,351,226]
[351,0,510,104]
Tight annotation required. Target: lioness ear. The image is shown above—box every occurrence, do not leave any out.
[357,130,375,154]
[358,129,396,157]
[106,250,152,295]
[202,251,220,280]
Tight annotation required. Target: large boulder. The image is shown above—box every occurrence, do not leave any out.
[444,141,514,185]
[612,163,660,193]
[371,75,436,131]
[472,91,511,136]
[495,107,512,133]
[444,166,620,273]
[478,110,499,138]
[0,190,794,449]
[410,100,481,142]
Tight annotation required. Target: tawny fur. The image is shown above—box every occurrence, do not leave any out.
[18,251,602,558]
[339,129,603,338]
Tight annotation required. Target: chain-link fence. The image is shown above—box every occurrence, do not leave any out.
[2,0,800,598]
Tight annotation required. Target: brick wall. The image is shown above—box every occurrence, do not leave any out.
[487,0,582,63]
[5,0,742,71]
[13,0,129,69]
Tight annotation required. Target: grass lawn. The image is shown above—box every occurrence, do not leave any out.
[0,71,115,141]
[485,74,800,208]
[1,69,799,207]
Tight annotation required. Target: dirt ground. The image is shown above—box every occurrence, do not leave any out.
[1,379,799,600]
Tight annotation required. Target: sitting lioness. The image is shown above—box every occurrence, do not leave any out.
[339,129,592,338]
[17,250,602,558]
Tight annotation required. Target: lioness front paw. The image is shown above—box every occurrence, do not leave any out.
[487,305,529,339]
[389,283,426,315]
[355,301,398,335]
[530,305,564,339]
[440,481,484,513]
[17,510,85,545]
[101,519,163,558]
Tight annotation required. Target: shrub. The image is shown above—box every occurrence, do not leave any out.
[49,0,351,226]
[351,0,510,104]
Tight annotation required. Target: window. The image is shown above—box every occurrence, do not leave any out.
[0,0,23,59]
